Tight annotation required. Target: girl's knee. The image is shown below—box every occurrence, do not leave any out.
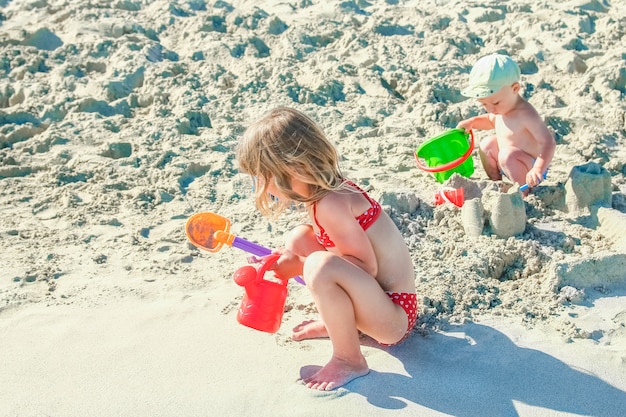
[285,224,309,244]
[302,251,338,288]
[285,225,317,254]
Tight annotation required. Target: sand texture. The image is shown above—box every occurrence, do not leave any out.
[1,1,626,416]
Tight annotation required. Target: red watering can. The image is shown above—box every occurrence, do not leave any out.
[233,253,288,333]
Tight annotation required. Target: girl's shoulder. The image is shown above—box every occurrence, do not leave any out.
[315,183,354,208]
[316,181,367,213]
[316,187,351,208]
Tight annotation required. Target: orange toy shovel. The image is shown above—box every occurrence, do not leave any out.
[185,212,271,255]
[185,212,305,284]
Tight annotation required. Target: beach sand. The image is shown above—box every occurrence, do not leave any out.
[1,0,626,416]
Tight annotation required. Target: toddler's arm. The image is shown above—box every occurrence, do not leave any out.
[457,113,495,131]
[525,119,556,187]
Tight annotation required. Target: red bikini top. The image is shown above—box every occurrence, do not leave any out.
[313,181,382,248]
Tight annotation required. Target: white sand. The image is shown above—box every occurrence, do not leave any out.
[1,0,626,416]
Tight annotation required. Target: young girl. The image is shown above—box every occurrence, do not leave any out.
[236,107,417,391]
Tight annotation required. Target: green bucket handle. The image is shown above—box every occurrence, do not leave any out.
[414,129,475,173]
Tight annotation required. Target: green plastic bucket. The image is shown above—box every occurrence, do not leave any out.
[414,128,475,183]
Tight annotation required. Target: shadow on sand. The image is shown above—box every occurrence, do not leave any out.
[345,322,626,416]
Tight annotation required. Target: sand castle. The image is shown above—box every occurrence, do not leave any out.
[565,161,612,215]
[448,161,618,242]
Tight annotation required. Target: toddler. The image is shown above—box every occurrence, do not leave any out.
[457,53,555,192]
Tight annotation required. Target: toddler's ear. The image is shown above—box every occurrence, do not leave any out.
[512,82,521,93]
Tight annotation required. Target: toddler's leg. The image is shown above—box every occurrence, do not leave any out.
[498,147,534,187]
[479,135,502,180]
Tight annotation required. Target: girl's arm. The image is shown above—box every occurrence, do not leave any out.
[314,193,378,277]
[271,248,306,279]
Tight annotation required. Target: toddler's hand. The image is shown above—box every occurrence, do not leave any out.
[456,120,472,131]
[526,168,545,188]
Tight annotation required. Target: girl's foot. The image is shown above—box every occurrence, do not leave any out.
[292,320,329,341]
[301,356,369,391]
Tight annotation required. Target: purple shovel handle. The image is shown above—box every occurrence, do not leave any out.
[232,236,272,257]
[232,237,306,285]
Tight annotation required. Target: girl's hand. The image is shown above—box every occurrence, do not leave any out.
[269,248,304,279]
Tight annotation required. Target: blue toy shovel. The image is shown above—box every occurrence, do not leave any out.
[519,172,548,191]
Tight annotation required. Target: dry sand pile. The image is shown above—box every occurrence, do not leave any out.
[2,0,624,335]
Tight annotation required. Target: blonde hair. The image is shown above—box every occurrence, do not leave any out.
[236,107,346,216]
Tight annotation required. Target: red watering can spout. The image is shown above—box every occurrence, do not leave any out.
[233,265,257,287]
